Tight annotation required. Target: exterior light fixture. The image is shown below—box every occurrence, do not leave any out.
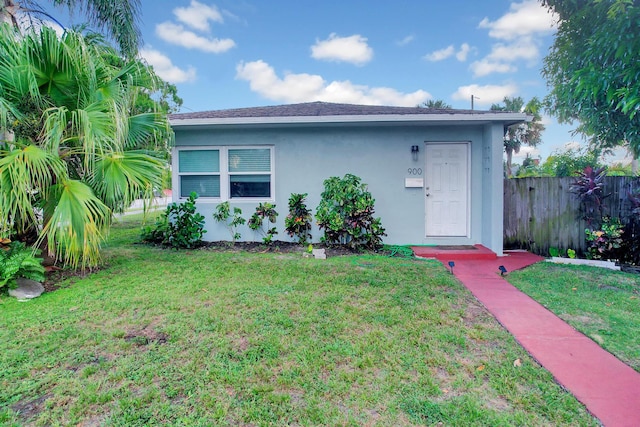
[448,261,455,274]
[411,145,419,161]
[498,265,508,276]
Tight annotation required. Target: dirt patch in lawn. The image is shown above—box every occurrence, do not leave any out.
[10,393,51,422]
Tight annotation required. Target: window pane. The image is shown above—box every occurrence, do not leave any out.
[230,174,271,198]
[228,149,270,172]
[181,175,220,198]
[179,150,220,173]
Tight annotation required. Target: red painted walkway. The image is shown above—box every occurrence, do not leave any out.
[417,248,640,427]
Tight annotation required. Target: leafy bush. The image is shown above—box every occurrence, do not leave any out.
[212,202,245,243]
[316,174,386,250]
[141,192,205,249]
[0,241,45,289]
[284,193,313,244]
[248,203,278,245]
[585,217,624,261]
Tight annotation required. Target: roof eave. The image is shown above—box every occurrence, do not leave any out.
[170,112,527,129]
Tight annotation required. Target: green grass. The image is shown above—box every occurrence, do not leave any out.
[0,218,596,426]
[508,262,640,372]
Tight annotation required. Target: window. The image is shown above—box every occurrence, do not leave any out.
[176,146,274,200]
[178,149,220,198]
[229,148,271,198]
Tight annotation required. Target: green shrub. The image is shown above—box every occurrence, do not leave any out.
[141,192,205,249]
[212,202,246,243]
[0,241,45,289]
[248,203,278,245]
[585,217,624,261]
[316,174,386,250]
[284,193,312,244]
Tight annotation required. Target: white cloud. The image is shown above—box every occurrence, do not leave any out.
[310,34,373,66]
[156,21,235,53]
[424,45,455,62]
[456,43,472,61]
[470,37,541,77]
[397,35,415,46]
[471,1,555,77]
[173,0,223,32]
[140,48,197,83]
[487,38,540,62]
[470,59,517,77]
[425,43,472,62]
[451,83,519,105]
[478,0,556,40]
[512,146,540,161]
[236,60,430,106]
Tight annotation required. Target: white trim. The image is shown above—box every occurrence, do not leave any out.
[174,145,275,203]
[170,113,527,128]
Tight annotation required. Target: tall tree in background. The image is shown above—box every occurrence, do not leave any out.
[0,0,141,57]
[541,0,640,160]
[491,96,545,177]
[0,24,167,268]
[419,99,453,109]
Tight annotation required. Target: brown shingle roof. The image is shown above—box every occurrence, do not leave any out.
[170,101,487,120]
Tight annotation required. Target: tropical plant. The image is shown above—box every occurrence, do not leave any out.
[248,203,278,245]
[284,193,313,244]
[490,97,545,177]
[419,99,452,109]
[570,166,608,226]
[1,0,143,57]
[541,146,604,177]
[541,0,640,157]
[212,201,245,243]
[0,24,168,268]
[141,192,205,249]
[585,217,624,261]
[316,174,386,250]
[0,240,45,289]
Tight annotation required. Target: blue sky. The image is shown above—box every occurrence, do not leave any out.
[55,0,630,163]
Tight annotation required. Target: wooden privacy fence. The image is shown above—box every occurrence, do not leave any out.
[503,176,640,256]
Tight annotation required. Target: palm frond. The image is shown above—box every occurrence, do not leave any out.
[126,112,169,149]
[0,144,66,236]
[40,179,111,268]
[52,0,142,57]
[89,150,163,213]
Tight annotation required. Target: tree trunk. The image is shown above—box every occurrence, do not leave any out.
[505,147,513,177]
[0,0,20,27]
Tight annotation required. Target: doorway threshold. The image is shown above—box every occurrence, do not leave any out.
[411,244,497,261]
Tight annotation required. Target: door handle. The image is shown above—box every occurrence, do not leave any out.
[426,193,431,197]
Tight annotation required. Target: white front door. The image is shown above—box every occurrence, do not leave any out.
[425,143,469,237]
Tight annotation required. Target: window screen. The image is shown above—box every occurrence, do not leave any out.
[228,149,270,172]
[179,150,219,173]
[181,175,220,198]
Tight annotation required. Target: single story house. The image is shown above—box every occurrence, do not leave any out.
[169,101,527,256]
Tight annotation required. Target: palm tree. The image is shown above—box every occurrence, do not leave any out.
[419,99,453,109]
[0,0,141,57]
[0,23,167,268]
[491,97,545,177]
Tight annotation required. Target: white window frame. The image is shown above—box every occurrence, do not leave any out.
[174,145,275,202]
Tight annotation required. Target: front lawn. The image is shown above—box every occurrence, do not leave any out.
[0,218,596,426]
[507,262,640,372]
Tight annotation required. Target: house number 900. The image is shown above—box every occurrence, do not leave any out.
[407,168,422,175]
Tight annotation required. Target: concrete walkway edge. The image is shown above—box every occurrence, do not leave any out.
[433,251,640,427]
